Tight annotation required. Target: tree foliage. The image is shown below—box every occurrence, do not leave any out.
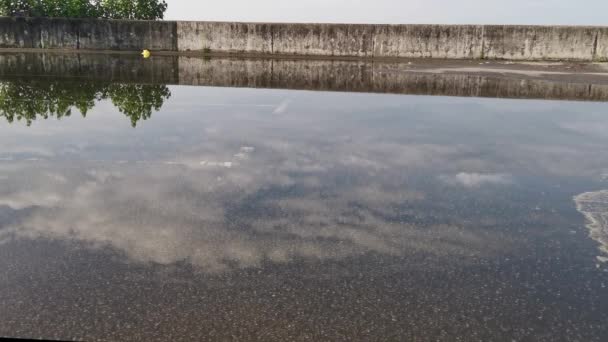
[0,79,171,127]
[106,83,171,126]
[100,0,167,20]
[0,0,168,20]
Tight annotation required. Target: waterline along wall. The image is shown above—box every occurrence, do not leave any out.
[2,52,608,102]
[0,17,608,61]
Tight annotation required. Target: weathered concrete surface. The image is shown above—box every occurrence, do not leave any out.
[595,27,608,62]
[483,25,598,61]
[271,23,374,57]
[177,21,272,53]
[1,17,608,61]
[78,19,177,50]
[0,17,79,49]
[175,22,608,61]
[372,25,484,59]
[0,17,176,51]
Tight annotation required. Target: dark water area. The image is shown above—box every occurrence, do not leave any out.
[0,55,608,341]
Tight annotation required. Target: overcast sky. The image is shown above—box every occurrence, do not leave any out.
[165,0,608,25]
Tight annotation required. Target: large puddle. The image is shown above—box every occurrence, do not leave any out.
[0,54,607,341]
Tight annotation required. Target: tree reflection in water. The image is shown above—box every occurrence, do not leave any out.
[0,79,171,127]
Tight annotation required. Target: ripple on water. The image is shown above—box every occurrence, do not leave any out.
[574,190,608,263]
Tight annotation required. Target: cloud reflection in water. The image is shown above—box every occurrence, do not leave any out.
[0,144,502,273]
[3,87,608,272]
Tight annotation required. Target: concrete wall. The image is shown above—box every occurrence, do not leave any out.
[177,22,272,53]
[372,25,484,59]
[482,25,598,61]
[177,22,608,61]
[78,19,177,50]
[0,17,607,61]
[593,27,608,62]
[271,23,374,57]
[0,17,176,51]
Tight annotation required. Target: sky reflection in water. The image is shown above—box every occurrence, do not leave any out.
[1,81,608,341]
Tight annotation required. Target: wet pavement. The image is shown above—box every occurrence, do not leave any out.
[0,54,607,341]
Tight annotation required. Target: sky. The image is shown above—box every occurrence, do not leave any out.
[165,0,608,25]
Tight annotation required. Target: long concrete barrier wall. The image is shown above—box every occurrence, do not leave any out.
[0,17,177,50]
[0,17,608,61]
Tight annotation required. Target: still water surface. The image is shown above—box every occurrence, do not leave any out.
[0,74,607,341]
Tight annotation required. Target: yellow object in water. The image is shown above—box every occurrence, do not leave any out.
[141,49,151,58]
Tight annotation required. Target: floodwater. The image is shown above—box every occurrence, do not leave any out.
[0,54,608,341]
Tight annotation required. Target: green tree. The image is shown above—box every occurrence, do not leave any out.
[0,0,167,20]
[0,0,100,17]
[49,0,102,18]
[0,80,101,125]
[104,83,171,127]
[0,79,171,126]
[100,0,167,20]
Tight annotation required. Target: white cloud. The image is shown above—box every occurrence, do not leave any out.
[0,139,507,273]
